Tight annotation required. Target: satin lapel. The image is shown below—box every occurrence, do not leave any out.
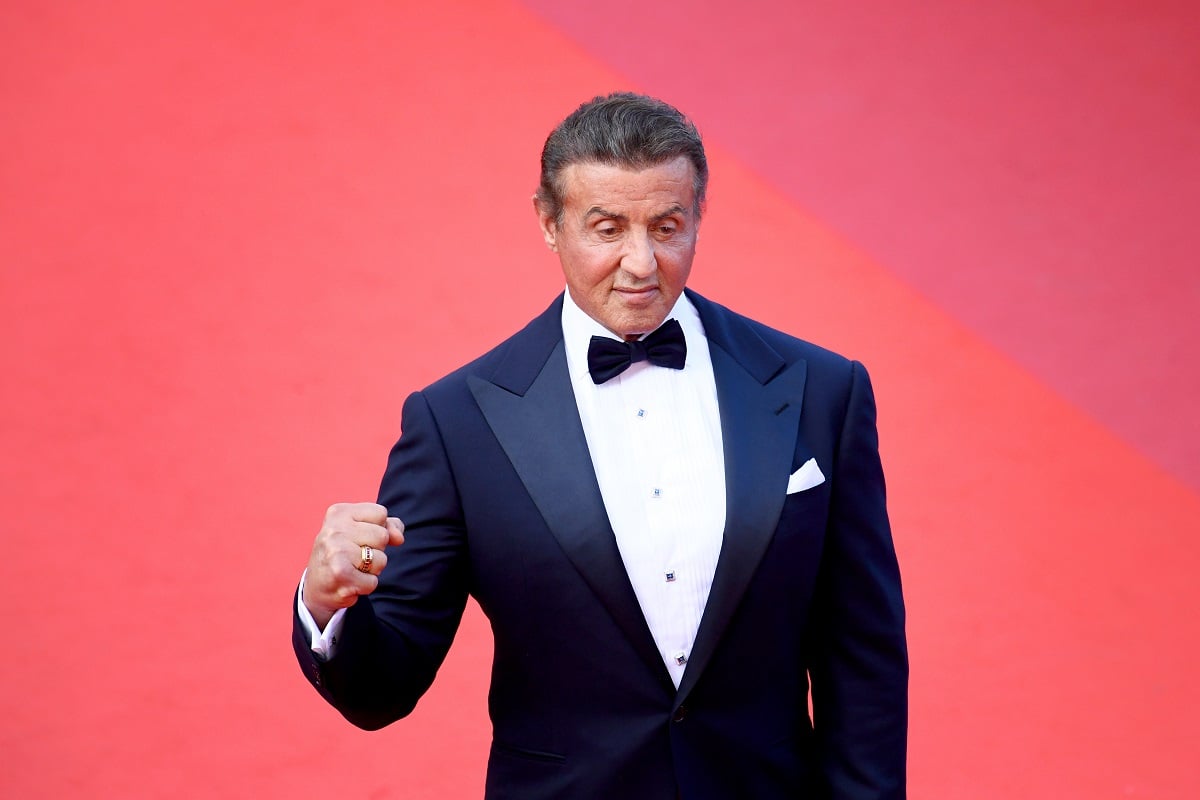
[676,296,808,701]
[468,340,671,687]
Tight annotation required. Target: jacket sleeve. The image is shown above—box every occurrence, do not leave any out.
[291,389,470,730]
[809,360,909,798]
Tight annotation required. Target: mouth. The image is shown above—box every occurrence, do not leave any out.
[614,286,660,306]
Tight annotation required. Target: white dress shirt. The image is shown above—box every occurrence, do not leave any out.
[561,291,725,687]
[301,291,727,688]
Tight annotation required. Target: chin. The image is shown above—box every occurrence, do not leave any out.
[590,295,673,338]
[616,313,668,339]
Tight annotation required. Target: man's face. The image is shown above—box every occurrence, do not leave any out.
[537,157,699,340]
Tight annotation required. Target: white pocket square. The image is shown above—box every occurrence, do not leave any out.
[786,458,825,494]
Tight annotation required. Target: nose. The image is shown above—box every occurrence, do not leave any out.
[620,230,657,279]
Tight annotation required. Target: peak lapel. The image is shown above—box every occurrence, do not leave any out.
[468,316,670,688]
[677,293,808,701]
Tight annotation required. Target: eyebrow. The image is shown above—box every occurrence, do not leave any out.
[583,204,688,222]
[653,204,688,222]
[584,207,626,222]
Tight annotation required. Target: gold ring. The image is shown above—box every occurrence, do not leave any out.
[358,545,373,573]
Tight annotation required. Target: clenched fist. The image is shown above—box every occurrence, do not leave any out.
[303,502,405,629]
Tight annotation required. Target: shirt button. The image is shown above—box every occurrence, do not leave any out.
[674,651,687,666]
[665,571,676,582]
[652,488,662,498]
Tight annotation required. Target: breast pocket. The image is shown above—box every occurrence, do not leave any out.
[774,480,830,548]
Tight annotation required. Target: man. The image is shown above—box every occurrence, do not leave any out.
[294,93,908,799]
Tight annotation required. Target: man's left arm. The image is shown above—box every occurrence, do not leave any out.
[809,360,908,798]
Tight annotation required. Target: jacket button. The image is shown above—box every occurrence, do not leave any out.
[671,704,688,723]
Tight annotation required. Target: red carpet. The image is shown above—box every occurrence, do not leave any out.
[2,1,1197,797]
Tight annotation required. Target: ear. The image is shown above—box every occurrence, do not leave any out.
[533,194,558,252]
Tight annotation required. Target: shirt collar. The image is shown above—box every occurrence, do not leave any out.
[561,289,704,380]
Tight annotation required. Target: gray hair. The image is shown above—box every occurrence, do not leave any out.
[536,92,708,224]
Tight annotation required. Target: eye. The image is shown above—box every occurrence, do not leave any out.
[595,224,620,238]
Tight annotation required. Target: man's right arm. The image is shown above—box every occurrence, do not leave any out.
[291,390,472,730]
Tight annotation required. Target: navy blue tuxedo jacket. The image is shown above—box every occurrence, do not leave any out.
[293,290,907,799]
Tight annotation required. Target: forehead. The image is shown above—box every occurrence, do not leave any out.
[558,157,696,215]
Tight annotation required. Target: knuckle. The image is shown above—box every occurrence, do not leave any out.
[314,534,342,562]
[329,560,356,584]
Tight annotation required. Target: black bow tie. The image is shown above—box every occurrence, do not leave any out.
[587,318,687,385]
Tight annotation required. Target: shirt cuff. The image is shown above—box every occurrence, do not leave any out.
[297,569,347,658]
